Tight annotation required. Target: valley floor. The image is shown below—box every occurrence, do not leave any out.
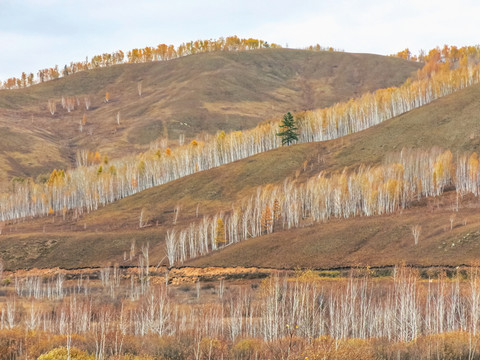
[2,265,480,359]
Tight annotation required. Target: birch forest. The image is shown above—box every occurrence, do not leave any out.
[164,147,480,265]
[3,266,480,358]
[1,45,480,226]
[4,2,480,356]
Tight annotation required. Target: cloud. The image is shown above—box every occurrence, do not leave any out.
[0,32,66,79]
[251,0,480,54]
[1,0,480,80]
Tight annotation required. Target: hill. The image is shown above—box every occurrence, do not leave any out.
[0,49,420,191]
[2,81,480,270]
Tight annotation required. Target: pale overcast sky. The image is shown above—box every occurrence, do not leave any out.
[1,0,479,81]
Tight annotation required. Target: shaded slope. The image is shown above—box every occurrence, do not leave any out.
[0,49,420,190]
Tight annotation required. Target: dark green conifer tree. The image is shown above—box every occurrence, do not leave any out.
[276,112,299,145]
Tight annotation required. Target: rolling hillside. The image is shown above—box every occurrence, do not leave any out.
[0,49,420,191]
[2,81,480,270]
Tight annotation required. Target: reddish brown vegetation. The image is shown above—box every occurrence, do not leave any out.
[1,267,480,359]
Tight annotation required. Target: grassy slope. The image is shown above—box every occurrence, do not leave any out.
[0,49,420,191]
[188,193,480,269]
[187,83,480,269]
[2,82,480,270]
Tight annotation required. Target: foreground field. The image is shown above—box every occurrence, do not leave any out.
[1,266,480,359]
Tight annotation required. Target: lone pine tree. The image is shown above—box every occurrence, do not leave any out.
[276,112,299,145]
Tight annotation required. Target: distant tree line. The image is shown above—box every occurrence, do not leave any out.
[0,36,282,90]
[390,44,480,68]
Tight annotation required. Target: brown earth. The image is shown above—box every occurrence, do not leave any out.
[3,265,277,285]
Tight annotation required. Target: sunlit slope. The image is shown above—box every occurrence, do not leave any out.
[331,80,480,168]
[0,49,420,190]
[187,194,480,269]
[2,82,480,270]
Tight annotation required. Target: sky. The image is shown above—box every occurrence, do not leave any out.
[1,0,480,81]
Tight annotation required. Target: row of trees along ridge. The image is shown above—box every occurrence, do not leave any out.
[1,36,283,89]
